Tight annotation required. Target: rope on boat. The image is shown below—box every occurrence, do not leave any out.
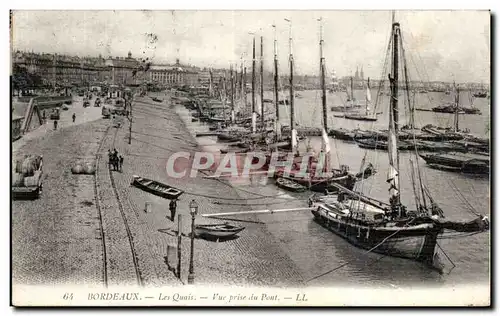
[305,226,404,283]
[436,242,456,273]
[183,189,288,201]
[211,200,294,207]
[437,230,483,240]
[446,176,481,217]
[198,170,294,200]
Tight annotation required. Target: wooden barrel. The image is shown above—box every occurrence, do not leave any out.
[12,173,25,187]
[71,164,84,174]
[15,160,23,173]
[24,171,41,187]
[22,156,37,176]
[84,163,95,175]
[24,176,36,187]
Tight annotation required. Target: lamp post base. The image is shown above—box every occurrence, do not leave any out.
[188,273,195,285]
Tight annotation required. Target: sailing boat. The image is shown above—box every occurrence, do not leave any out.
[344,78,378,121]
[261,21,299,167]
[330,76,362,112]
[310,14,489,268]
[419,85,489,173]
[432,84,481,115]
[273,18,375,193]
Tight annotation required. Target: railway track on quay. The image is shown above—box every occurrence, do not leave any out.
[94,124,143,287]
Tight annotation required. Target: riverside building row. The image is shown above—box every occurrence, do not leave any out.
[12,51,204,88]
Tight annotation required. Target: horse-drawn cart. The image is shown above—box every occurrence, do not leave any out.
[12,155,43,199]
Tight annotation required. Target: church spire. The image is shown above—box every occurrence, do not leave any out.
[360,65,364,81]
[355,66,359,80]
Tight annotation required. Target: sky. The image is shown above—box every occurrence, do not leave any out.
[11,10,490,83]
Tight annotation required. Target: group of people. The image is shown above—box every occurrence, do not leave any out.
[41,110,77,130]
[108,148,124,172]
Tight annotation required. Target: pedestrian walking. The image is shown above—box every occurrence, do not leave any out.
[119,155,124,172]
[53,120,58,130]
[72,113,76,123]
[113,151,119,171]
[107,149,113,170]
[169,199,178,222]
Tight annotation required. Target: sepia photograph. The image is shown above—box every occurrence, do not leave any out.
[9,9,491,306]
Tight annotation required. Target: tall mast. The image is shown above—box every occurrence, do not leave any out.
[286,18,296,153]
[243,66,247,108]
[319,17,330,172]
[401,42,414,129]
[366,78,371,115]
[350,76,354,101]
[391,21,400,132]
[252,35,257,133]
[230,64,235,124]
[222,76,227,123]
[260,36,265,130]
[240,59,244,104]
[388,12,401,211]
[454,83,460,132]
[273,24,281,140]
[319,17,327,131]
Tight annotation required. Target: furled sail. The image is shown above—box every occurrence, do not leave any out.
[365,83,372,111]
[252,112,257,133]
[321,127,331,172]
[276,120,282,140]
[321,127,330,154]
[291,128,298,153]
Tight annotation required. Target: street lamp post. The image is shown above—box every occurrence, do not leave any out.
[188,199,198,285]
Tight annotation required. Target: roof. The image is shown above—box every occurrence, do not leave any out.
[105,58,140,69]
[149,64,198,74]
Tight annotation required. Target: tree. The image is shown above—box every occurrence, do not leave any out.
[12,64,44,94]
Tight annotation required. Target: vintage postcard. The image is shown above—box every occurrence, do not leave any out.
[10,10,491,306]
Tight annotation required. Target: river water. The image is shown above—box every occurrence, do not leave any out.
[176,89,490,288]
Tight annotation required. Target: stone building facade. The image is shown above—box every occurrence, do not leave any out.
[12,51,142,87]
[148,60,199,87]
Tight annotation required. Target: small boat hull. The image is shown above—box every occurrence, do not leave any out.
[195,223,245,239]
[419,153,489,174]
[220,148,250,154]
[131,175,184,200]
[344,114,378,122]
[275,177,307,192]
[329,128,356,141]
[311,207,441,266]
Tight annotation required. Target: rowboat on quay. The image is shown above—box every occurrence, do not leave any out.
[275,177,307,192]
[130,175,184,200]
[195,223,245,239]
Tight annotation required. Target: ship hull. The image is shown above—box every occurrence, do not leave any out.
[311,208,441,266]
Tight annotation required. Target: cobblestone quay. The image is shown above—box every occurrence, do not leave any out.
[109,95,305,287]
[12,94,305,288]
[12,119,108,285]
